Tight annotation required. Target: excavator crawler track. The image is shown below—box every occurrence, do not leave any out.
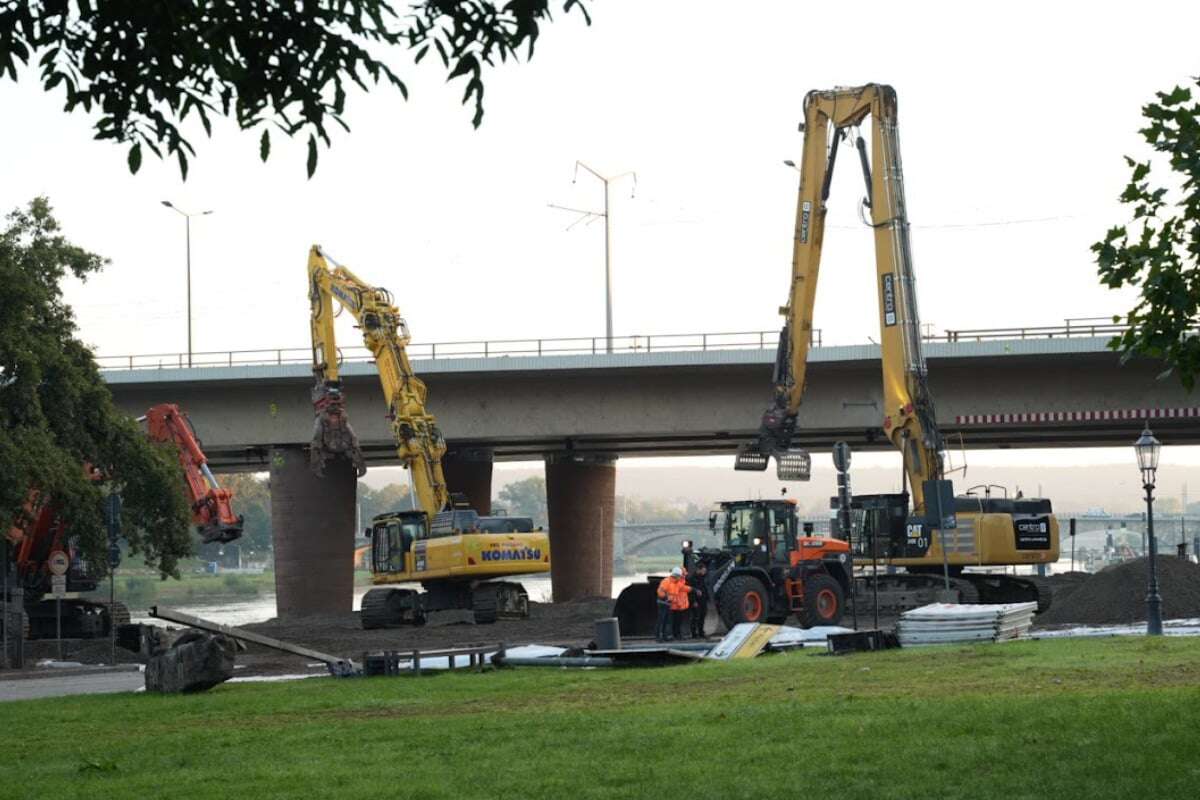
[360,588,423,629]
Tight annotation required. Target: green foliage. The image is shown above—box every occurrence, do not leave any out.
[0,1,590,178]
[215,473,272,554]
[3,638,1199,799]
[220,573,259,596]
[1094,77,1200,390]
[495,476,547,524]
[358,481,414,527]
[0,198,192,577]
[616,494,706,523]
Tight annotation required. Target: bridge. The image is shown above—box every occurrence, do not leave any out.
[98,325,1199,612]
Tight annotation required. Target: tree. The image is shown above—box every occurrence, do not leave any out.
[0,198,192,576]
[1094,78,1200,389]
[358,481,413,526]
[0,1,590,178]
[215,473,272,556]
[495,476,546,525]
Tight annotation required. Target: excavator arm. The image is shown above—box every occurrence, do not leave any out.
[308,245,450,516]
[737,84,943,514]
[144,404,244,544]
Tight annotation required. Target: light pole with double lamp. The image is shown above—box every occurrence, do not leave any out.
[1134,424,1164,635]
[161,201,213,367]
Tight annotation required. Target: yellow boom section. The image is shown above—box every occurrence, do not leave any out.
[307,245,449,515]
[738,84,943,515]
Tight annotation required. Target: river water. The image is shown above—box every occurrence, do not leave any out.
[137,573,653,628]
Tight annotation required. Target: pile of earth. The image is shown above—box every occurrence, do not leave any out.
[1037,557,1200,626]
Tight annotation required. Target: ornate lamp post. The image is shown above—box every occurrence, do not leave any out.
[1134,424,1164,635]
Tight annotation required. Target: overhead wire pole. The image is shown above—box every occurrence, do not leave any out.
[548,161,636,354]
[161,201,214,368]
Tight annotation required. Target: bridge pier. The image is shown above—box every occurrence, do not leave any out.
[545,453,616,602]
[442,448,493,515]
[269,446,356,617]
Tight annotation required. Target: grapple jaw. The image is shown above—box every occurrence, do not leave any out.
[734,444,769,472]
[310,380,367,478]
[775,449,812,481]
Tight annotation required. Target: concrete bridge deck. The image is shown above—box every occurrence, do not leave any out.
[102,335,1197,471]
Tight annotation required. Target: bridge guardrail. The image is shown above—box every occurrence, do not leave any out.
[95,322,1129,371]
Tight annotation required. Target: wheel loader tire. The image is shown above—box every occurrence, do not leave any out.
[718,575,769,629]
[801,573,845,629]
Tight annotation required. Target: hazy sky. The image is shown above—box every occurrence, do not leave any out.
[3,1,1198,476]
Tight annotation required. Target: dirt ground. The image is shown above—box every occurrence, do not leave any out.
[234,597,620,675]
[11,568,1175,677]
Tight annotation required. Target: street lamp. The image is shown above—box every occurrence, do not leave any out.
[547,162,636,354]
[1134,423,1164,635]
[161,201,213,367]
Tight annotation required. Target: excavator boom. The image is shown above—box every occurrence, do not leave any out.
[144,404,244,544]
[737,84,943,514]
[307,245,448,513]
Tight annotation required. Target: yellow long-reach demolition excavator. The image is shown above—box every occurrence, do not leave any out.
[734,84,1060,612]
[307,245,550,628]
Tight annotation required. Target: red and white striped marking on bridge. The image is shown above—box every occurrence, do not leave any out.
[955,407,1200,425]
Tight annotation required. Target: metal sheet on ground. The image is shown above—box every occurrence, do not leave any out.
[707,623,781,660]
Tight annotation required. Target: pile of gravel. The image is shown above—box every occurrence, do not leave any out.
[1038,556,1200,626]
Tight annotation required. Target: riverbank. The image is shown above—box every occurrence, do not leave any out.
[4,637,1198,799]
[81,569,376,608]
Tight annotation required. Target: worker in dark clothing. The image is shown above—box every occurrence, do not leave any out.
[669,567,692,641]
[688,562,709,638]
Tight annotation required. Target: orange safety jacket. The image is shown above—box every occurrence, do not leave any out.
[657,575,691,611]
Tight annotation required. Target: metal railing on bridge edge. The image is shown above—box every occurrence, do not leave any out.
[95,322,1130,371]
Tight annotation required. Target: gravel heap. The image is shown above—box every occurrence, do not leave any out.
[1038,556,1200,626]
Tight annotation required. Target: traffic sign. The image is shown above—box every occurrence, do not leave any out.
[51,574,67,597]
[47,550,70,576]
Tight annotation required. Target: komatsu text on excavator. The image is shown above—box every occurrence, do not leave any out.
[736,83,1060,611]
[307,245,550,628]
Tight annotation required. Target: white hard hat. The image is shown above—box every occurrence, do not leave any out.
[671,567,683,577]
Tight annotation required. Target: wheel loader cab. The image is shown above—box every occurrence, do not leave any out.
[715,501,797,566]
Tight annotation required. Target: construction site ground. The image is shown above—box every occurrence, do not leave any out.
[10,565,1200,678]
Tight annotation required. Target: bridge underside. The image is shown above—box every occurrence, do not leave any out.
[201,416,1200,472]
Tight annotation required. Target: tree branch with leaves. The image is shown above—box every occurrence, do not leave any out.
[0,1,590,178]
[0,198,192,577]
[1094,78,1200,389]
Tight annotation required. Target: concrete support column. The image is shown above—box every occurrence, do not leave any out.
[545,453,616,602]
[442,448,494,514]
[269,446,356,617]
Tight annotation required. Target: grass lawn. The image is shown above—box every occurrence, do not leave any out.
[4,637,1199,799]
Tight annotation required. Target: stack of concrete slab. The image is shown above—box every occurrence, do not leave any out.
[897,602,1038,646]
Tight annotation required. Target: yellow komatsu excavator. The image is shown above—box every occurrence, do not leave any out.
[736,84,1060,611]
[308,245,550,628]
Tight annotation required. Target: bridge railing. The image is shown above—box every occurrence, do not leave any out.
[94,329,811,371]
[95,321,1129,371]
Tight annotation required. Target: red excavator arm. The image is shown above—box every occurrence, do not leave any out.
[144,404,243,544]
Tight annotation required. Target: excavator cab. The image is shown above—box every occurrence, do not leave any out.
[369,511,427,576]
